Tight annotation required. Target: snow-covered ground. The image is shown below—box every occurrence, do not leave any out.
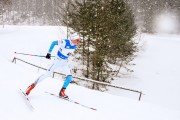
[0,26,180,120]
[108,33,180,111]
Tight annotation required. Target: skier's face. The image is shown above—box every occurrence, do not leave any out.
[71,38,80,45]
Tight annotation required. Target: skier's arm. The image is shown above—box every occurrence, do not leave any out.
[45,40,58,59]
[48,40,58,53]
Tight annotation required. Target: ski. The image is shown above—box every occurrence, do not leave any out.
[19,89,34,110]
[45,91,97,111]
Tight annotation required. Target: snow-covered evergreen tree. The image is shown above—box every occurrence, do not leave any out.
[63,0,137,90]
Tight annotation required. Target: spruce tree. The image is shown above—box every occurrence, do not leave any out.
[63,0,137,90]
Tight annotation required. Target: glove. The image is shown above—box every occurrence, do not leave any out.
[46,53,51,59]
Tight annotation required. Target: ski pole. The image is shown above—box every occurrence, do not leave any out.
[14,52,55,57]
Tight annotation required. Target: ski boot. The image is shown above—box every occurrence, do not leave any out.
[59,88,68,98]
[26,83,35,95]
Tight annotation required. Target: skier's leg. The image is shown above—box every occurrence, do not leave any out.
[26,58,60,95]
[62,75,72,89]
[34,59,60,85]
[62,62,72,88]
[59,62,72,98]
[34,62,58,85]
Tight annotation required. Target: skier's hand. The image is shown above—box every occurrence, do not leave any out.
[46,53,51,59]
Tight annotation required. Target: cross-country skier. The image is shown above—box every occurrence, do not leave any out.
[25,32,81,98]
